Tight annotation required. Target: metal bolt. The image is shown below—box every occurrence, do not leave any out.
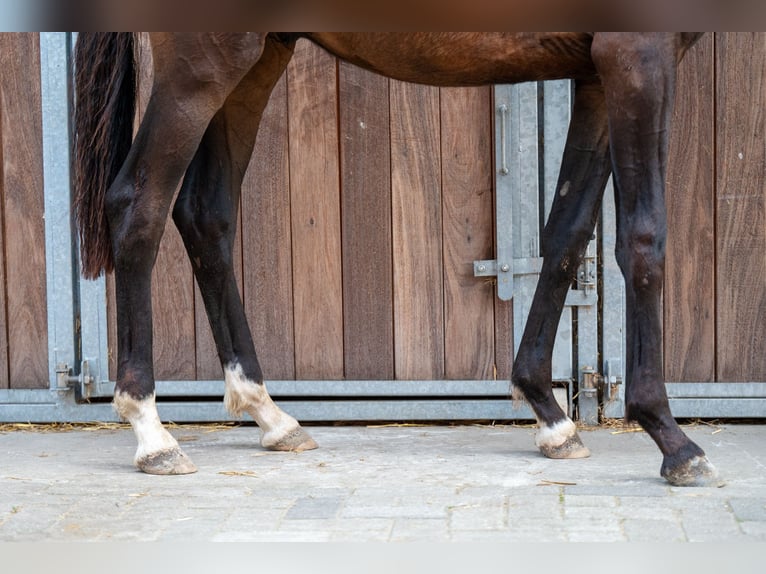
[477,264,486,273]
[500,264,510,273]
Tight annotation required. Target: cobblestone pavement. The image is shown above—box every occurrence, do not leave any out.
[1,423,764,541]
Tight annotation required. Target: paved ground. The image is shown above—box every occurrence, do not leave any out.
[1,422,764,542]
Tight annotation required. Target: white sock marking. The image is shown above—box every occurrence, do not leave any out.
[113,392,179,464]
[223,363,298,441]
[535,418,577,449]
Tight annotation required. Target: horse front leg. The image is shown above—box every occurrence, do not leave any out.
[592,33,720,486]
[108,33,268,474]
[512,80,612,459]
[173,38,317,453]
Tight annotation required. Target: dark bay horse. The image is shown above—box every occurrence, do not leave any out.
[73,32,720,486]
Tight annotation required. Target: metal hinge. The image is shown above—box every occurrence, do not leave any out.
[474,255,597,307]
[56,360,95,402]
[578,366,602,426]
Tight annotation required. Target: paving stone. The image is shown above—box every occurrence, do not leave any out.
[389,518,449,541]
[738,521,766,540]
[564,494,619,507]
[1,425,765,542]
[622,518,686,542]
[728,497,766,522]
[449,500,507,531]
[285,495,343,520]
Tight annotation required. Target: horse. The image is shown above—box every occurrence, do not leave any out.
[73,32,720,486]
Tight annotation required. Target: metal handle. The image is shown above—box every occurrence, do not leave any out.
[498,103,509,175]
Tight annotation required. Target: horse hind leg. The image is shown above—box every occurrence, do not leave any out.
[512,79,612,460]
[109,33,269,474]
[592,33,720,486]
[172,38,317,453]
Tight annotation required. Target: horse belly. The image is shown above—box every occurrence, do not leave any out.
[307,32,597,85]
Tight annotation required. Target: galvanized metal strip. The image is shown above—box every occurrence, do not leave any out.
[493,85,514,300]
[41,32,77,390]
[542,80,575,382]
[509,82,540,355]
[668,399,766,418]
[666,382,766,398]
[600,177,626,417]
[83,379,518,398]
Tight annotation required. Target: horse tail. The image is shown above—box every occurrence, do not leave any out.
[73,32,136,279]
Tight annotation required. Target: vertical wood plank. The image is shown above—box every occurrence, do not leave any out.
[0,33,49,389]
[440,87,495,379]
[242,73,296,380]
[151,227,196,380]
[493,299,514,380]
[664,34,716,382]
[0,94,6,388]
[716,32,766,381]
[339,63,394,380]
[287,40,344,379]
[391,80,445,379]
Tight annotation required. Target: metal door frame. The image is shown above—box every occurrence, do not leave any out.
[2,33,765,423]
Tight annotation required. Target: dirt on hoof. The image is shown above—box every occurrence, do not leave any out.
[263,426,318,453]
[661,455,724,487]
[539,433,591,459]
[136,447,198,475]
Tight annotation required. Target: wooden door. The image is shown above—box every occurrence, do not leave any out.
[69,32,762,391]
[665,32,765,383]
[107,39,508,383]
[0,33,49,390]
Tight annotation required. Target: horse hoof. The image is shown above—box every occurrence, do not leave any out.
[661,455,723,487]
[539,433,591,459]
[536,419,591,459]
[262,426,318,452]
[136,447,198,475]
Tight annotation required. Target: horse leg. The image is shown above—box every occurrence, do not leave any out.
[592,33,719,486]
[512,80,612,458]
[108,33,268,474]
[172,38,317,452]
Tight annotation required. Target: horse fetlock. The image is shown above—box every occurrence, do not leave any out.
[114,391,196,474]
[224,363,318,452]
[536,418,591,459]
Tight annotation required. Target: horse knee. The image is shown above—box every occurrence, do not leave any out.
[615,230,666,293]
[105,178,166,268]
[173,190,233,251]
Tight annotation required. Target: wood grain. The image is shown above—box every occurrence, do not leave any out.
[390,80,445,379]
[151,227,196,380]
[0,34,49,389]
[339,62,394,380]
[242,73,296,380]
[0,95,6,388]
[287,40,344,379]
[664,34,716,382]
[440,87,495,379]
[715,32,766,381]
